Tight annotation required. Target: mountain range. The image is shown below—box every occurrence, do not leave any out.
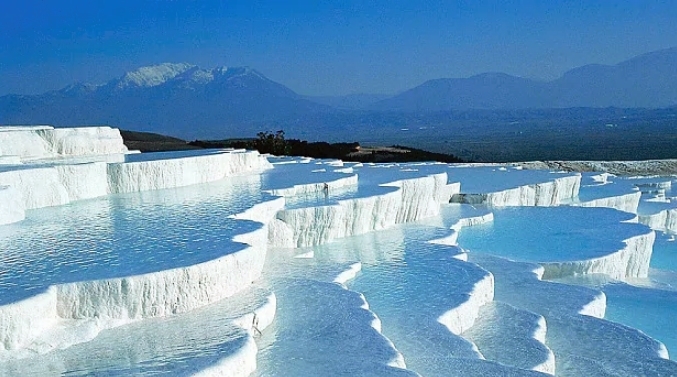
[375,47,677,111]
[0,64,329,139]
[1,47,676,139]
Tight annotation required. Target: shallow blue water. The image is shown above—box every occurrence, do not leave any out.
[272,220,489,376]
[454,202,677,359]
[574,174,638,203]
[3,158,677,375]
[345,225,489,375]
[0,175,271,305]
[456,206,646,263]
[651,232,677,271]
[603,281,677,360]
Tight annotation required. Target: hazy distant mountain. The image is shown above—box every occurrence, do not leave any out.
[374,47,677,111]
[550,47,677,108]
[371,73,549,111]
[1,47,677,139]
[0,63,329,139]
[305,93,392,109]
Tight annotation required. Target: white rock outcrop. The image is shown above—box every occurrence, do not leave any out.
[107,150,272,193]
[0,196,283,352]
[0,186,24,225]
[575,191,641,214]
[451,174,580,207]
[0,127,280,355]
[640,208,677,232]
[273,172,454,247]
[0,126,128,160]
[0,150,272,225]
[540,230,656,280]
[0,167,70,209]
[2,128,674,375]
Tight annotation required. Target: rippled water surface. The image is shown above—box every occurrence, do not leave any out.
[0,175,271,305]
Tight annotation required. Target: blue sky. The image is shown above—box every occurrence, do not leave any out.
[1,0,676,96]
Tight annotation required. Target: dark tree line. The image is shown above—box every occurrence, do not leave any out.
[188,130,465,163]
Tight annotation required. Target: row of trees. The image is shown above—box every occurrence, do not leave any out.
[253,130,291,155]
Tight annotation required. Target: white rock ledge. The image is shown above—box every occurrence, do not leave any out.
[0,126,128,160]
[265,173,358,197]
[462,302,556,375]
[0,149,273,224]
[0,287,277,377]
[0,186,24,225]
[273,172,455,247]
[451,174,581,207]
[0,289,59,351]
[574,190,641,214]
[427,205,496,347]
[451,204,655,282]
[197,290,277,377]
[56,228,268,320]
[540,231,656,280]
[0,196,284,353]
[638,197,677,233]
[437,269,495,335]
[0,167,69,210]
[108,150,272,194]
[640,208,677,232]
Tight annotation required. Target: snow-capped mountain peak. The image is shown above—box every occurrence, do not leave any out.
[184,68,214,85]
[115,63,195,89]
[105,63,271,91]
[212,66,230,75]
[210,66,261,80]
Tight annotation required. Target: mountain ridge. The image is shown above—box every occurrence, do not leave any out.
[0,63,330,138]
[374,47,677,110]
[1,47,677,138]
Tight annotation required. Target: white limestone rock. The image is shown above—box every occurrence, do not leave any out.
[452,173,581,207]
[107,151,272,194]
[0,186,24,225]
[541,231,656,280]
[274,173,451,247]
[0,167,69,209]
[0,289,58,352]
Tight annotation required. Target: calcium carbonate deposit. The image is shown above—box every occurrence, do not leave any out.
[1,126,676,377]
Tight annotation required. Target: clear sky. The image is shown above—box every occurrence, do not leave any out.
[2,0,677,96]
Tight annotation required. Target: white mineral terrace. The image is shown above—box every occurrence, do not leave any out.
[0,126,676,376]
